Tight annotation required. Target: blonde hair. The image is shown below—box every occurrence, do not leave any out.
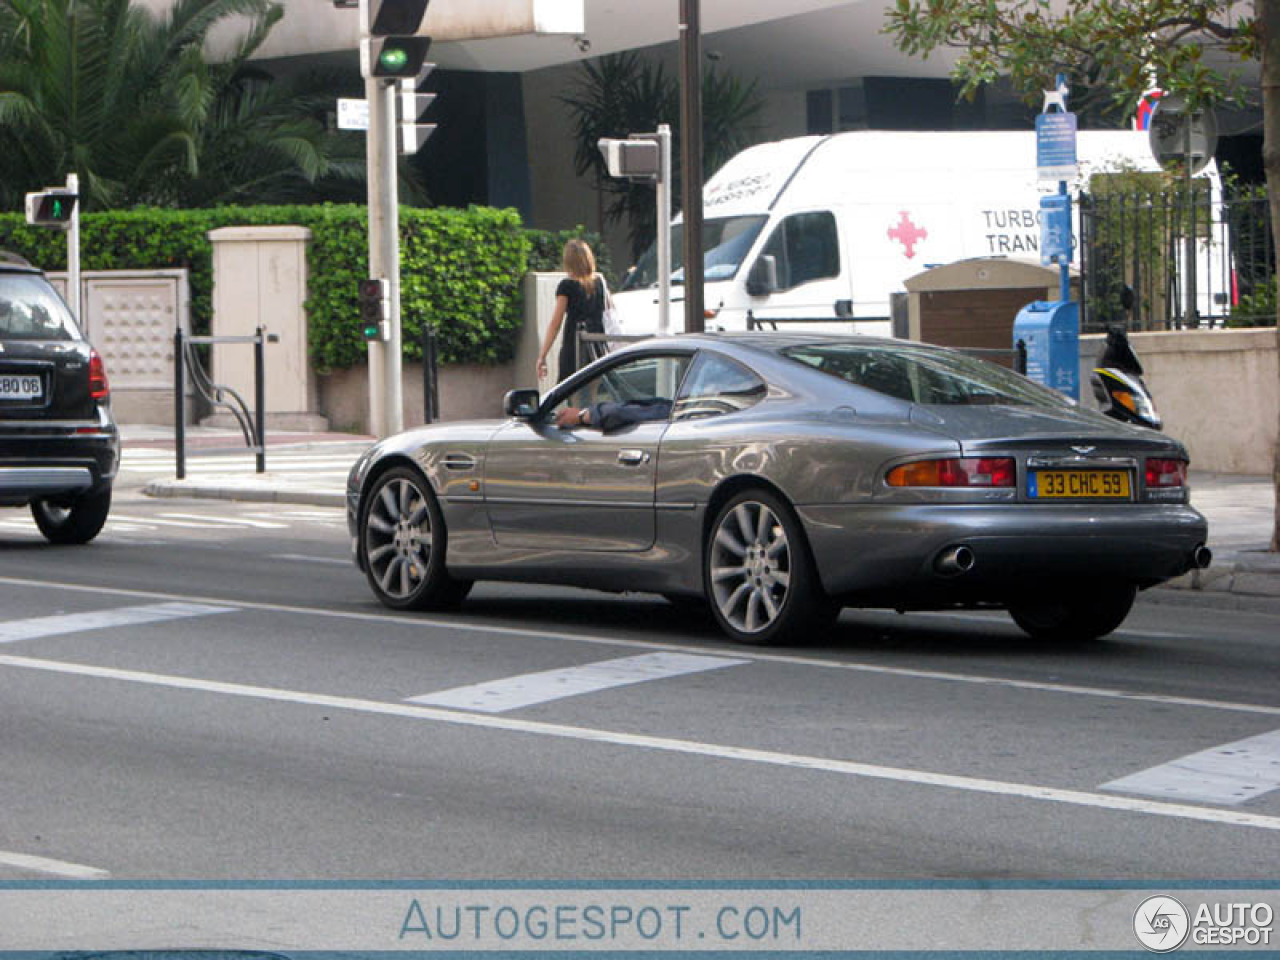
[562,238,597,290]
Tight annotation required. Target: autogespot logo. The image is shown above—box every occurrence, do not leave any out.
[1134,895,1191,952]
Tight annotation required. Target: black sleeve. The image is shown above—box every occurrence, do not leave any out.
[589,398,672,432]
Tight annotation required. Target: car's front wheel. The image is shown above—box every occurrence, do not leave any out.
[31,486,112,544]
[361,466,471,611]
[704,488,828,645]
[1008,582,1137,642]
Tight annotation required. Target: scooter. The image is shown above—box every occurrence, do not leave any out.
[1090,324,1162,431]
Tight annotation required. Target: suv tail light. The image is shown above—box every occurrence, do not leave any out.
[1145,457,1187,488]
[88,350,110,400]
[887,457,1016,488]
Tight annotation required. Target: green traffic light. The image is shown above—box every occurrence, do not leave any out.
[379,47,410,73]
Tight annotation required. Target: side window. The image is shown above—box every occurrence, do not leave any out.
[757,211,840,291]
[558,354,692,415]
[673,353,767,421]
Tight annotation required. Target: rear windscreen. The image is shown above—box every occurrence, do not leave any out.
[0,273,79,341]
[780,342,1072,408]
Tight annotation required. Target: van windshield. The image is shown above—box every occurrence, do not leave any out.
[620,215,767,291]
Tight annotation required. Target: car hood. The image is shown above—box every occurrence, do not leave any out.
[911,404,1182,455]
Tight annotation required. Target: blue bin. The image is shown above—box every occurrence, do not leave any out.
[1013,300,1079,401]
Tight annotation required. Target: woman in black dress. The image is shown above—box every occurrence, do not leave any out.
[536,238,605,383]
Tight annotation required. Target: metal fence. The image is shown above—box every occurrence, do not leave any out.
[1079,187,1273,332]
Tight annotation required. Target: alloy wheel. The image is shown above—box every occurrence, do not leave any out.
[709,499,792,635]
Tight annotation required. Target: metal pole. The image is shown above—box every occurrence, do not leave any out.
[422,324,438,424]
[173,327,185,480]
[66,172,81,330]
[679,0,704,333]
[1184,121,1198,328]
[656,124,673,336]
[379,79,404,435]
[254,326,266,474]
[1058,181,1070,303]
[365,74,388,438]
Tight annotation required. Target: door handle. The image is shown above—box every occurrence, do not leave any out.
[617,449,651,465]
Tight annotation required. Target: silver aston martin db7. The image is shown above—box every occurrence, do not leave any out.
[347,334,1210,645]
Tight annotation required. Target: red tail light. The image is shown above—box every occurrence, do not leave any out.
[1145,458,1187,488]
[88,350,110,400]
[887,457,1016,488]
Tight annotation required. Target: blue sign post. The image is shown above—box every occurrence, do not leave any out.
[1016,74,1079,398]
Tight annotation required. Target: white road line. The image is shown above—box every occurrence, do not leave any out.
[158,513,288,529]
[408,652,749,713]
[1102,728,1280,806]
[271,554,350,566]
[0,573,1277,720]
[2,653,1279,832]
[0,602,234,645]
[0,850,109,879]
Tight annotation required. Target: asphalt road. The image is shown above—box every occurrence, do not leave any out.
[1,485,1279,881]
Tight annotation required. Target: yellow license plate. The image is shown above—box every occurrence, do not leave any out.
[1031,470,1130,499]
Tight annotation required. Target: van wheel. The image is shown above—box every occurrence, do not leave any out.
[31,486,112,544]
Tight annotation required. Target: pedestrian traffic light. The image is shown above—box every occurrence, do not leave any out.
[399,76,437,155]
[360,0,431,79]
[24,189,78,229]
[359,277,390,341]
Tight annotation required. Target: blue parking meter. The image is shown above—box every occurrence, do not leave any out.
[1013,300,1079,401]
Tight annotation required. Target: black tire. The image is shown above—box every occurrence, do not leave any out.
[31,486,112,545]
[360,466,472,611]
[1008,582,1137,642]
[703,488,827,646]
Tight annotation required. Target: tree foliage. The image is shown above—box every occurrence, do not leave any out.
[560,52,765,258]
[0,0,367,210]
[884,0,1256,120]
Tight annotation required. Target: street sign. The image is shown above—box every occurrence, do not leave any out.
[1149,94,1218,175]
[1039,193,1072,266]
[337,98,369,131]
[1036,112,1078,182]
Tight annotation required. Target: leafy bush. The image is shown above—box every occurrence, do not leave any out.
[1228,278,1278,327]
[0,204,533,369]
[526,227,615,282]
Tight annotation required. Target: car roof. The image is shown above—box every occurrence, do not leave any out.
[0,251,40,274]
[628,330,938,357]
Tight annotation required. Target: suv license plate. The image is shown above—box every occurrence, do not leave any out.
[0,375,42,400]
[1030,469,1130,499]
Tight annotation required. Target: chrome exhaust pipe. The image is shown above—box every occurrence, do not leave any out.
[935,545,976,576]
[1193,544,1212,569]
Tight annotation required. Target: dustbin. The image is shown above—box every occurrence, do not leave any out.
[1013,300,1079,401]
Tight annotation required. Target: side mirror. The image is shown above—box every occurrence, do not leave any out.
[503,388,540,419]
[746,255,778,296]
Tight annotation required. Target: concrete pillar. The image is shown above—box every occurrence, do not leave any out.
[208,225,329,431]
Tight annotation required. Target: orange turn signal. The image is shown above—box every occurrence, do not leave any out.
[887,457,1016,488]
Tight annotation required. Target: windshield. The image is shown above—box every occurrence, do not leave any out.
[0,273,79,341]
[620,215,767,291]
[780,343,1073,408]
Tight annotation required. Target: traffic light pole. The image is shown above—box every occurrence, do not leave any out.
[66,173,81,329]
[365,76,404,437]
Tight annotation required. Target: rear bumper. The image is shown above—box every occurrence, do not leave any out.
[0,427,120,505]
[797,502,1209,602]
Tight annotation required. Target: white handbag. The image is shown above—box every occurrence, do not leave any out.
[601,276,623,337]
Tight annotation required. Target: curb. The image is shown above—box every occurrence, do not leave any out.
[1159,550,1280,599]
[144,479,345,509]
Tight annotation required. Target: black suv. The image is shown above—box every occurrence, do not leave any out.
[0,252,119,543]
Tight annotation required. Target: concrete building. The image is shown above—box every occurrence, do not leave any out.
[196,0,1260,263]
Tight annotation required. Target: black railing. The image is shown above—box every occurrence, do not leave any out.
[1079,187,1273,332]
[173,326,276,479]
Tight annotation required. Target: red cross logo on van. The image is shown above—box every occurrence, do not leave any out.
[888,211,927,258]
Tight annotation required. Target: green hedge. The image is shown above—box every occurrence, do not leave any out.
[0,205,611,370]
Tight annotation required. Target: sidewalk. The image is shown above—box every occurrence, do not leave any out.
[127,425,1280,600]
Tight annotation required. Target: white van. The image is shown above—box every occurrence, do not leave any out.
[612,130,1220,337]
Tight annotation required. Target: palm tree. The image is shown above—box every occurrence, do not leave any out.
[561,52,765,258]
[0,0,363,210]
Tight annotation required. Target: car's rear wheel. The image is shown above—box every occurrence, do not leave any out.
[361,466,471,611]
[1008,582,1137,642]
[31,486,112,544]
[704,488,827,645]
